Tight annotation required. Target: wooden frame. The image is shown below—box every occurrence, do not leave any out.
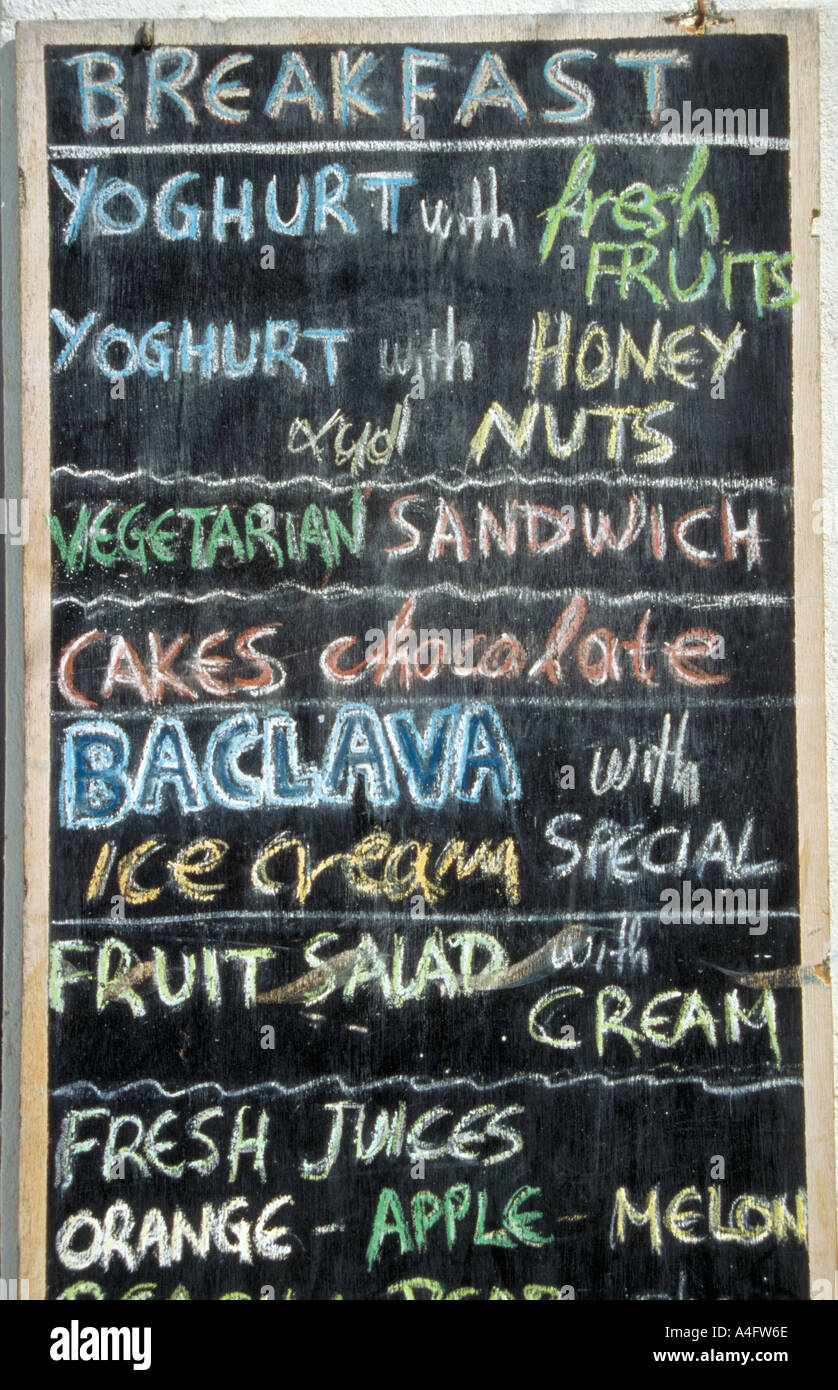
[15,9,832,1299]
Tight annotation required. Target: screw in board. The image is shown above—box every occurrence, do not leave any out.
[663,0,733,36]
[133,22,154,53]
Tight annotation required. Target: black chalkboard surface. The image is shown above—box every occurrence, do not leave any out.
[17,14,835,1301]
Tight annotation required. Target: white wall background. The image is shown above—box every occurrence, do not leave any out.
[1,0,836,1280]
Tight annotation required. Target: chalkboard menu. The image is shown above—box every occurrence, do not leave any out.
[17,14,835,1301]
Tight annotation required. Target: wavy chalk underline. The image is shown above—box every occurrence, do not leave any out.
[48,694,796,719]
[52,907,800,929]
[51,1072,801,1103]
[51,465,788,496]
[52,584,792,612]
[48,132,792,159]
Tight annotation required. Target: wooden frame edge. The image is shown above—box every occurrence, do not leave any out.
[12,10,821,48]
[785,13,837,1299]
[17,20,52,1299]
[13,8,833,1302]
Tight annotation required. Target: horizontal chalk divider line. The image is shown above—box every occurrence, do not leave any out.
[51,907,801,928]
[50,1073,802,1103]
[52,465,791,496]
[51,584,793,610]
[47,132,792,159]
[48,694,798,717]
